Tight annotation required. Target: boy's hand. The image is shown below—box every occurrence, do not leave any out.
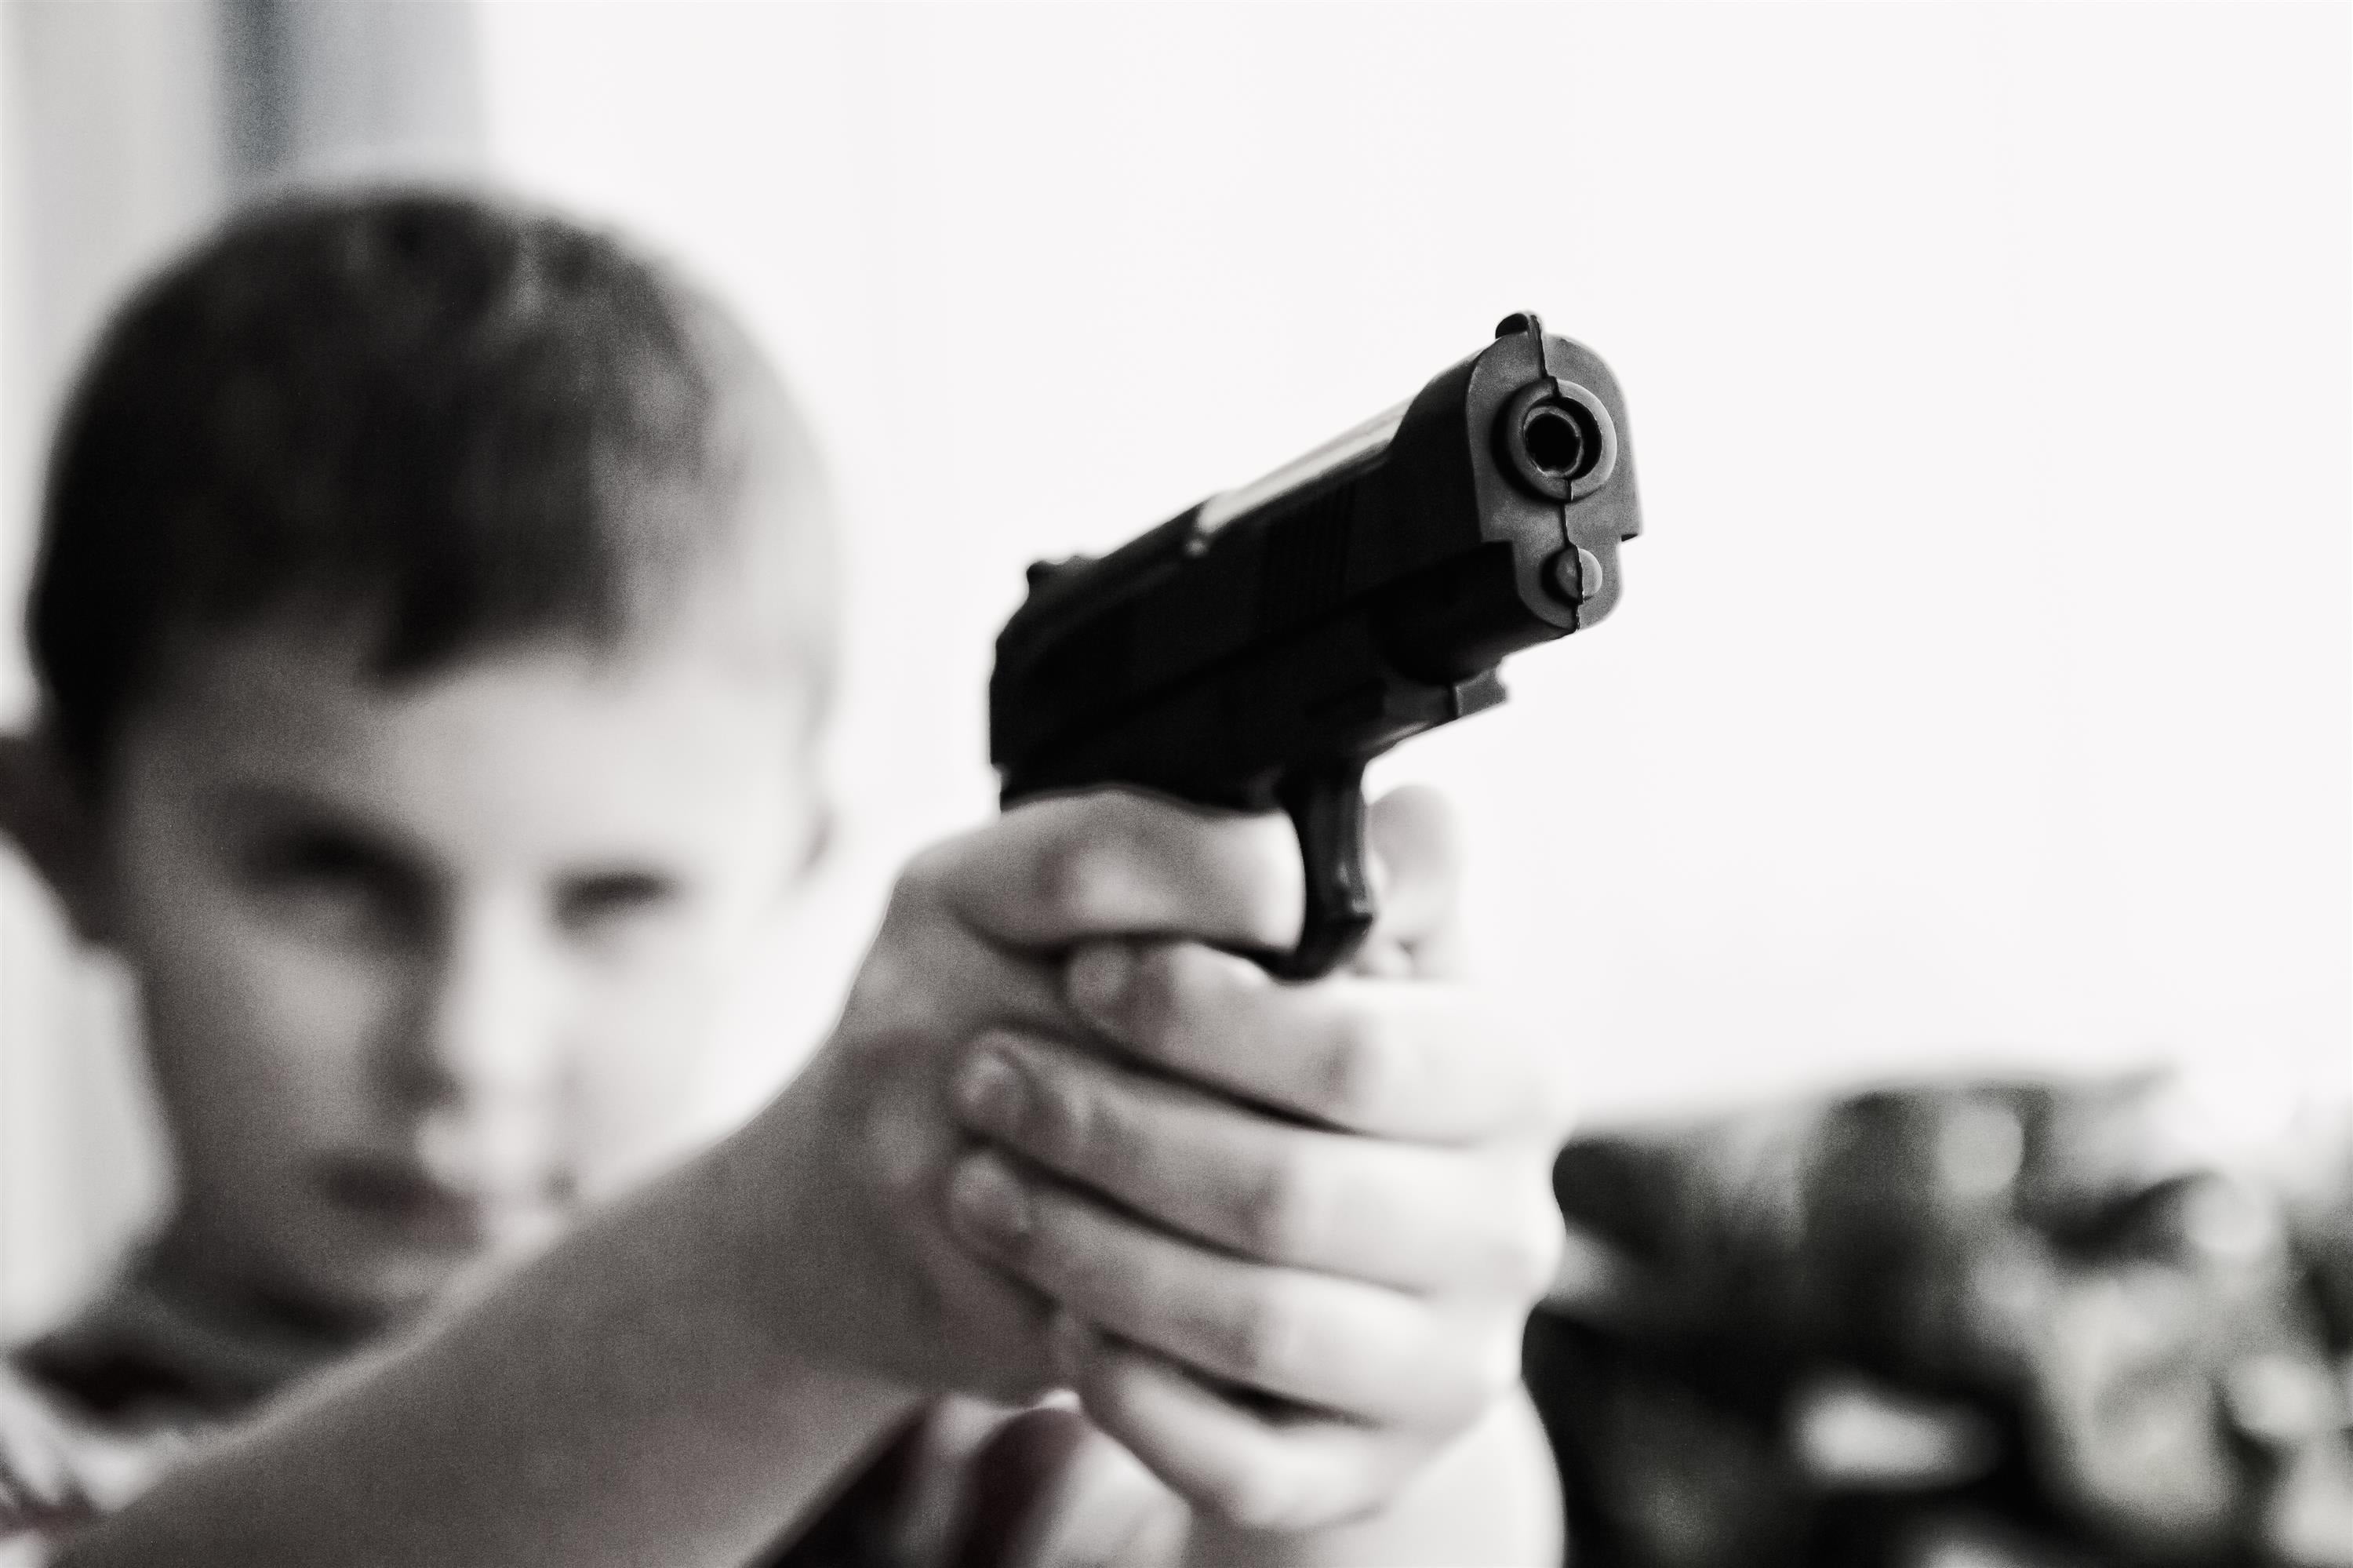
[744,788,1308,1402]
[941,788,1571,1532]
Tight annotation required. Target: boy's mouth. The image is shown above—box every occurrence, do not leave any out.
[313,1155,558,1250]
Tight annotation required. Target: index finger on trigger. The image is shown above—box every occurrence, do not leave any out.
[1065,940,1551,1142]
[938,789,1303,953]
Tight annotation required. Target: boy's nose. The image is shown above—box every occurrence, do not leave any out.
[385,893,571,1191]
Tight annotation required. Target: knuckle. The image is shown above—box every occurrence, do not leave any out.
[1472,1317,1526,1402]
[1222,1287,1307,1387]
[1031,795,1186,927]
[1091,1109,1158,1199]
[1519,1197,1569,1296]
[1318,1010,1408,1125]
[1417,1318,1520,1431]
[1031,1064,1104,1170]
[1238,1151,1327,1261]
[1031,833,1111,928]
[1118,944,1184,1057]
[1493,1181,1566,1297]
[1027,794,1158,928]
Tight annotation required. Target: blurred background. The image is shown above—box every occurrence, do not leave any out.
[2,7,2346,1524]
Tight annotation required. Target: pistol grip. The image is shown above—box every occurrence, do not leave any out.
[1269,761,1376,980]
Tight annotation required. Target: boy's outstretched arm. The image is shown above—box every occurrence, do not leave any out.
[46,1144,926,1567]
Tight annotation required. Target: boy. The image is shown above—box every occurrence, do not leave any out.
[0,190,1569,1566]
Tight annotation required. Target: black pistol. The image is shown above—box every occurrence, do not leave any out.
[989,313,1641,978]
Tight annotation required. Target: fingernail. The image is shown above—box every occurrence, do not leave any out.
[955,1049,1027,1134]
[1067,942,1133,1029]
[950,1151,1032,1246]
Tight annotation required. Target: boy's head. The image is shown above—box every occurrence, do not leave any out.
[2,190,835,1332]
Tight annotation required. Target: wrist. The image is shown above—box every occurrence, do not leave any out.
[698,1081,877,1376]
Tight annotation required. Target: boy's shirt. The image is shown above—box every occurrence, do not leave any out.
[0,1258,266,1558]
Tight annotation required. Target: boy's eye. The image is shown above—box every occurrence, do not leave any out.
[241,831,429,943]
[555,871,682,938]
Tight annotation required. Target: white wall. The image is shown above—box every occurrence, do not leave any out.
[1,0,229,1342]
[3,2,2347,1333]
[478,3,2349,1130]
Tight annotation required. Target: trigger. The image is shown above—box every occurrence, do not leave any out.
[1270,760,1376,980]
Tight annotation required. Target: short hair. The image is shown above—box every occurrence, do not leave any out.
[27,187,834,782]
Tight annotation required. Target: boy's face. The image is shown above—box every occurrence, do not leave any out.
[93,614,821,1330]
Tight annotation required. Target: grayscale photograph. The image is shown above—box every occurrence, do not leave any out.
[0,4,2345,1565]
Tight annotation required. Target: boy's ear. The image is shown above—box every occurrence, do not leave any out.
[0,724,113,943]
